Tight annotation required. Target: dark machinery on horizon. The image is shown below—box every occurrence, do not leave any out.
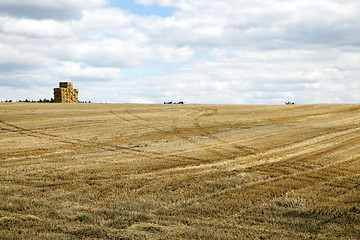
[164,101,184,104]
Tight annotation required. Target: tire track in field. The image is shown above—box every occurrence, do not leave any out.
[190,106,257,156]
[125,110,360,177]
[219,131,360,199]
[130,124,358,179]
[110,107,250,169]
[1,109,148,151]
[167,134,360,212]
[114,108,232,159]
[119,107,256,161]
[68,109,207,164]
[109,109,212,164]
[0,119,81,145]
[0,113,204,166]
[109,109,174,136]
[0,117,143,160]
[111,107,279,165]
[0,117,120,152]
[0,118,98,162]
[160,126,360,178]
[169,115,232,159]
[146,126,360,211]
[157,125,360,175]
[88,107,238,164]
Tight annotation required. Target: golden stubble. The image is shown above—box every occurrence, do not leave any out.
[0,103,359,239]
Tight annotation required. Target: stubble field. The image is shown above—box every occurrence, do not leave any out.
[0,103,359,239]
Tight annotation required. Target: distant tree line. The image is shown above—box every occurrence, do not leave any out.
[22,98,55,102]
[0,98,54,103]
[1,98,91,103]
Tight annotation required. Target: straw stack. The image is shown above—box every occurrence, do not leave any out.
[53,82,79,103]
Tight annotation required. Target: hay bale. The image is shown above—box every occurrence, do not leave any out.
[59,82,73,89]
[53,82,79,103]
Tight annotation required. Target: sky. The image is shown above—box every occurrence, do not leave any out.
[0,0,360,104]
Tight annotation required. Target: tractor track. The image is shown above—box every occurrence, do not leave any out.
[3,105,359,172]
[111,108,234,160]
[0,113,208,166]
[1,103,360,239]
[115,107,256,161]
[130,123,360,206]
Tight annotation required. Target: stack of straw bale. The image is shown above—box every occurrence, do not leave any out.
[53,82,79,103]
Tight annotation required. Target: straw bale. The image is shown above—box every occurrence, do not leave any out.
[59,82,73,89]
[53,82,79,103]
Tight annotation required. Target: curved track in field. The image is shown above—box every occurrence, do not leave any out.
[1,103,359,239]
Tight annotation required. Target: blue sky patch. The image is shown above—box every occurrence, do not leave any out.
[107,0,175,17]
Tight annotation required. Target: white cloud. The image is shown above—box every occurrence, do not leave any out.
[0,43,45,71]
[1,17,73,38]
[76,8,134,33]
[0,0,360,103]
[131,0,360,49]
[54,62,122,81]
[68,38,194,67]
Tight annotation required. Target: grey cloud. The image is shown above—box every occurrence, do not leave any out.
[1,0,360,104]
[135,0,360,49]
[0,0,106,20]
[0,63,33,73]
[0,4,82,20]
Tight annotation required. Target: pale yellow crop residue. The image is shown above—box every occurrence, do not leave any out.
[0,103,359,239]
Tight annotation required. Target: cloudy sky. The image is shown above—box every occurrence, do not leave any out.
[0,0,359,104]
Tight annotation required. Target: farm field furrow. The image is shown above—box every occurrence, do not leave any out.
[0,103,359,239]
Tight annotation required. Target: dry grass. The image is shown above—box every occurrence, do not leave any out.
[0,103,359,239]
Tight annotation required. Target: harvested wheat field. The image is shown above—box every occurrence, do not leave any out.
[0,103,359,239]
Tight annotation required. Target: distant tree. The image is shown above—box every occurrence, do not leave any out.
[285,101,295,105]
